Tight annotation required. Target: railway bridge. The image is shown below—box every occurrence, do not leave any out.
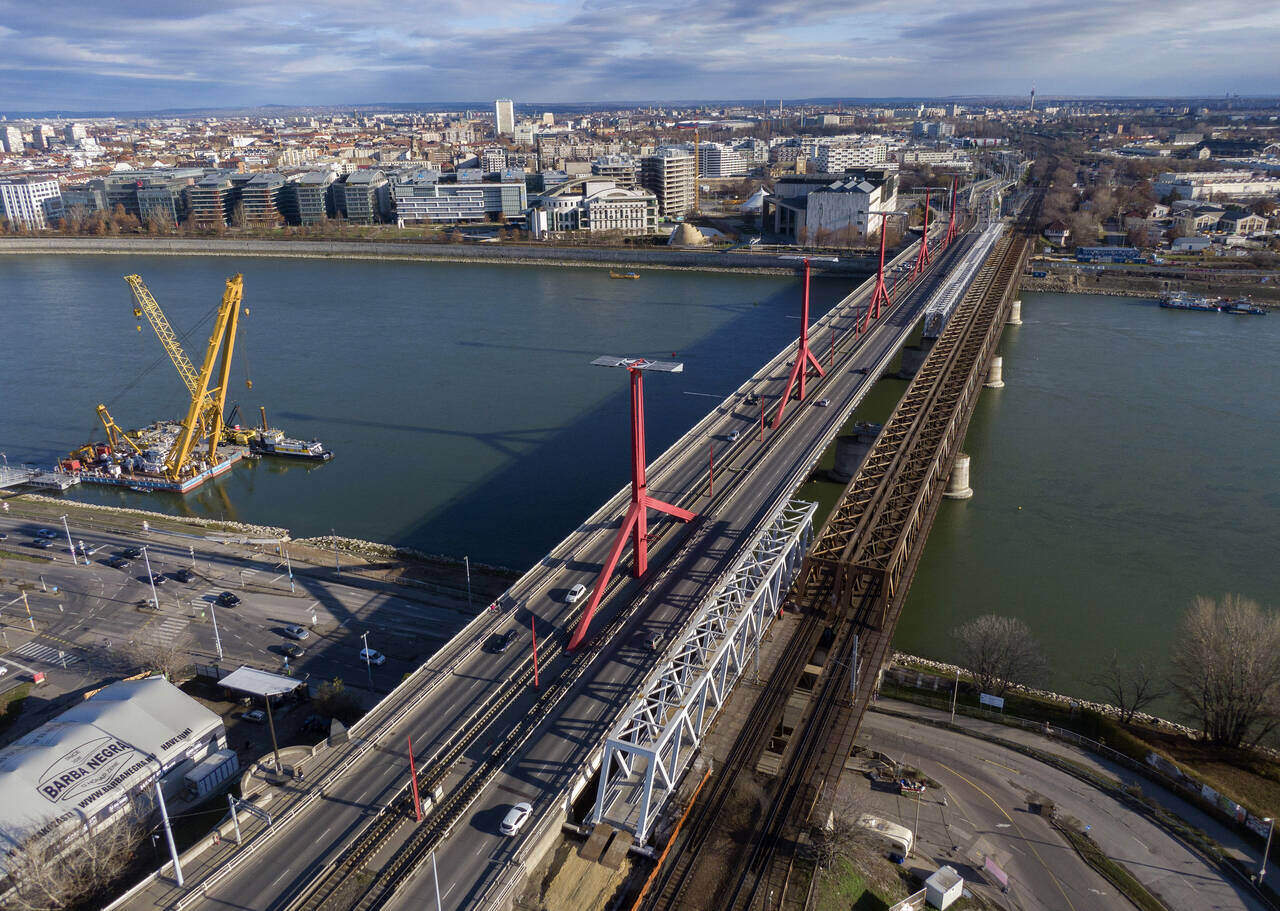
[117,185,1023,911]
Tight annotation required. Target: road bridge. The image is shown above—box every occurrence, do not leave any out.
[117,208,1000,911]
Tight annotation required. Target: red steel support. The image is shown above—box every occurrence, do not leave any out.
[772,258,826,428]
[911,188,932,279]
[568,365,696,650]
[709,443,714,497]
[531,615,539,688]
[407,736,423,822]
[759,398,765,442]
[943,177,958,249]
[862,217,893,334]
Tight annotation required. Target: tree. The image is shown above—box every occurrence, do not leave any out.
[314,677,362,725]
[1088,651,1166,723]
[230,202,247,230]
[953,615,1046,698]
[107,639,191,683]
[1170,595,1280,748]
[4,805,143,910]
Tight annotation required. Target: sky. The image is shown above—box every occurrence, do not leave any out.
[2,0,1279,113]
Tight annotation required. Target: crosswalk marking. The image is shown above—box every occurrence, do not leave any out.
[11,641,81,666]
[145,616,189,646]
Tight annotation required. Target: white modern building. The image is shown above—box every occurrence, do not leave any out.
[813,142,888,172]
[527,177,658,237]
[392,173,527,223]
[763,169,898,243]
[697,142,750,178]
[1153,170,1280,201]
[641,147,696,217]
[495,99,515,137]
[64,122,88,143]
[2,125,24,153]
[0,176,64,229]
[0,676,228,875]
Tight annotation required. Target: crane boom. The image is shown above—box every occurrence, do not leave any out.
[125,274,200,396]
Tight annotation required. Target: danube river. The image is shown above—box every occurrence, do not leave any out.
[896,291,1280,699]
[0,254,846,567]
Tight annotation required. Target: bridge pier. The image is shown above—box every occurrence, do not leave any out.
[943,453,974,500]
[1008,298,1023,325]
[829,423,881,483]
[984,356,1005,388]
[897,338,934,380]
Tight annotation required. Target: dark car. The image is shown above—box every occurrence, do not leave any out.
[30,539,54,549]
[121,547,143,559]
[174,568,196,583]
[301,714,328,733]
[281,643,305,658]
[216,591,240,607]
[106,556,131,569]
[488,629,520,654]
[147,573,167,586]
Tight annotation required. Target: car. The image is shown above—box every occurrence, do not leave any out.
[898,778,926,796]
[488,629,520,653]
[35,528,57,538]
[121,547,143,558]
[0,665,8,678]
[745,392,760,405]
[500,802,533,836]
[241,708,266,724]
[0,532,8,540]
[30,539,53,549]
[147,572,167,586]
[565,583,587,604]
[215,591,240,607]
[105,557,130,569]
[301,714,328,733]
[642,630,664,651]
[727,430,741,443]
[282,643,305,658]
[283,624,310,641]
[359,647,387,666]
[815,398,831,407]
[174,568,196,583]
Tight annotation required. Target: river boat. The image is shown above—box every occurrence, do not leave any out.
[609,271,640,280]
[250,429,333,461]
[1159,292,1220,312]
[1221,298,1266,315]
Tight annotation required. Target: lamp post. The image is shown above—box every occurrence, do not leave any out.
[140,546,160,612]
[361,630,373,690]
[464,556,472,610]
[210,599,223,660]
[1261,817,1274,884]
[60,514,78,565]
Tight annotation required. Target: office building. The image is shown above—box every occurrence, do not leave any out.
[30,124,52,149]
[0,677,228,877]
[187,174,238,228]
[697,142,750,178]
[391,173,527,224]
[912,121,955,139]
[64,122,88,143]
[814,142,888,172]
[335,169,389,223]
[1,125,23,153]
[1153,170,1280,201]
[481,147,507,174]
[240,173,286,227]
[763,169,898,242]
[528,178,658,237]
[495,99,515,137]
[590,154,640,189]
[292,170,337,224]
[0,176,64,229]
[514,122,536,146]
[641,147,696,217]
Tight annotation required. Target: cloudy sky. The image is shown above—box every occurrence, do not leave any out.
[3,0,1279,113]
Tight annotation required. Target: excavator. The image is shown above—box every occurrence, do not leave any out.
[123,273,246,482]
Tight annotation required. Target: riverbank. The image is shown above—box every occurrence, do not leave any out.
[0,236,878,276]
[1023,264,1280,304]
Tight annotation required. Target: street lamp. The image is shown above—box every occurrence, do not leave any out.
[1260,817,1274,884]
[60,514,79,565]
[361,630,373,690]
[140,546,160,612]
[209,598,223,660]
[464,556,472,610]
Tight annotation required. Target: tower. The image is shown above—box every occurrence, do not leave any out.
[1029,86,1036,113]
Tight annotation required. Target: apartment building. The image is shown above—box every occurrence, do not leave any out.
[591,154,640,189]
[187,174,238,228]
[641,147,696,217]
[0,176,64,228]
[292,170,336,224]
[814,142,888,172]
[697,142,749,178]
[240,172,285,226]
[1,125,23,153]
[336,169,389,223]
[495,99,515,137]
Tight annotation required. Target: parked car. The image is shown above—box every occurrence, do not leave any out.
[35,529,57,538]
[283,624,310,641]
[282,643,305,658]
[746,392,760,405]
[147,573,167,586]
[898,778,927,796]
[121,547,143,558]
[565,583,587,603]
[0,532,8,540]
[500,802,533,836]
[174,568,196,583]
[359,647,386,666]
[105,556,130,569]
[216,591,240,607]
[241,709,266,724]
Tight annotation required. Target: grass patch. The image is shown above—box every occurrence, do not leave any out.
[0,547,54,563]
[813,856,894,911]
[1055,820,1169,911]
[0,683,32,735]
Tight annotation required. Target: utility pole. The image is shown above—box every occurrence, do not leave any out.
[210,599,224,660]
[60,514,78,565]
[1260,817,1274,884]
[950,668,960,723]
[141,546,160,612]
[361,630,373,690]
[155,780,184,886]
[464,556,472,610]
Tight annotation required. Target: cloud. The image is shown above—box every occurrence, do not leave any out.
[0,0,1277,112]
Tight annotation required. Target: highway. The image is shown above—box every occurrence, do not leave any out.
[113,228,982,911]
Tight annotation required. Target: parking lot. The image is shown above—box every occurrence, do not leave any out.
[0,501,508,749]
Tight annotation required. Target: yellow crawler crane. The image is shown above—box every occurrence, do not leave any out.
[124,273,245,482]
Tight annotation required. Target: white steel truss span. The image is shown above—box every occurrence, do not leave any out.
[922,222,1004,338]
[591,497,818,843]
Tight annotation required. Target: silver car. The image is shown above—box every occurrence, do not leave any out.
[500,802,533,836]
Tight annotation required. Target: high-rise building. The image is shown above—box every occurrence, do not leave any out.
[697,142,749,178]
[591,154,640,189]
[640,147,696,217]
[495,99,515,137]
[0,176,63,228]
[292,170,337,224]
[187,175,238,229]
[30,124,52,149]
[1,125,23,153]
[64,122,87,143]
[335,169,389,223]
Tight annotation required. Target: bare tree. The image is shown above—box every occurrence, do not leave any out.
[809,795,871,871]
[4,806,143,910]
[1171,595,1280,748]
[1088,651,1167,723]
[953,615,1046,698]
[108,639,192,683]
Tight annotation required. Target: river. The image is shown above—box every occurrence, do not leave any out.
[896,291,1280,701]
[0,254,845,567]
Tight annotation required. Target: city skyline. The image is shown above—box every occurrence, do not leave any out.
[2,0,1279,113]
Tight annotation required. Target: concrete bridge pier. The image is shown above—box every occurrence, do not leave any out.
[943,453,973,499]
[985,356,1005,388]
[828,422,882,483]
[898,338,934,379]
[1008,299,1023,325]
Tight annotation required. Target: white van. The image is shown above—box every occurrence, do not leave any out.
[856,814,913,857]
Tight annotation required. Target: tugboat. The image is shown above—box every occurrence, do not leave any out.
[1159,292,1221,312]
[1221,297,1266,315]
[250,429,334,461]
[609,271,640,280]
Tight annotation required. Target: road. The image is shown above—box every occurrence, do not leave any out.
[106,229,979,911]
[862,704,1267,911]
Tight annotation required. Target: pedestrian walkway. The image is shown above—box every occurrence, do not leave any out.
[144,615,190,647]
[11,639,81,666]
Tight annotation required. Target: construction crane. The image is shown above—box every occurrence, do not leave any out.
[96,404,143,455]
[123,273,245,482]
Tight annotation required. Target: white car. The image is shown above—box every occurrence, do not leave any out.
[815,398,831,407]
[359,647,386,666]
[727,430,741,442]
[565,583,587,604]
[500,802,533,836]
